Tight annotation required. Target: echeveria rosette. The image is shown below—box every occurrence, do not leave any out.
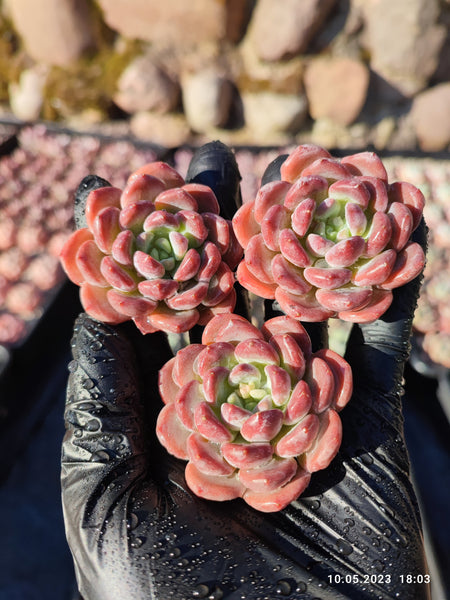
[156,313,352,512]
[60,161,242,334]
[233,144,426,323]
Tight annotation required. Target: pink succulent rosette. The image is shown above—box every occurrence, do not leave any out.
[60,162,242,334]
[233,144,426,323]
[156,313,352,512]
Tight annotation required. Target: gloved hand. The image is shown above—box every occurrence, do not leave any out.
[61,142,430,600]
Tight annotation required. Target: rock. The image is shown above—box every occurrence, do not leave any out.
[114,54,180,114]
[304,56,369,126]
[411,83,450,151]
[242,91,308,138]
[96,0,249,46]
[6,0,94,66]
[360,0,446,96]
[130,111,192,148]
[248,0,336,62]
[9,65,48,121]
[182,70,233,133]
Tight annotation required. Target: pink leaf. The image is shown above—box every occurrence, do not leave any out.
[264,364,292,405]
[324,236,365,268]
[254,180,291,224]
[202,313,263,346]
[380,242,425,290]
[185,462,244,501]
[284,176,328,211]
[239,457,297,492]
[156,403,190,460]
[172,344,204,387]
[107,289,156,317]
[80,283,128,324]
[305,233,335,257]
[284,380,313,425]
[236,260,277,300]
[133,250,165,279]
[85,186,121,229]
[76,239,108,286]
[111,230,135,267]
[196,342,236,377]
[302,158,350,181]
[388,181,425,231]
[60,228,94,285]
[345,203,367,236]
[341,151,388,182]
[144,304,199,334]
[120,173,166,209]
[234,338,280,365]
[197,242,221,281]
[194,402,234,442]
[221,442,273,469]
[306,356,335,413]
[131,161,184,189]
[279,229,311,268]
[338,289,393,323]
[245,233,277,283]
[119,201,155,232]
[275,287,334,322]
[316,286,372,312]
[187,433,235,476]
[261,205,292,251]
[302,409,342,473]
[240,409,284,442]
[365,212,392,257]
[353,249,397,287]
[175,380,203,430]
[173,248,201,281]
[276,413,320,458]
[221,403,252,430]
[182,183,220,214]
[202,366,230,404]
[269,333,306,380]
[388,202,413,251]
[261,316,311,357]
[92,206,122,254]
[303,266,352,290]
[291,198,316,237]
[166,281,209,310]
[158,357,179,405]
[280,144,331,182]
[232,200,260,249]
[202,262,234,307]
[329,178,370,208]
[138,278,179,300]
[357,175,389,212]
[244,468,311,512]
[100,256,137,292]
[271,253,311,295]
[313,349,353,411]
[202,213,230,254]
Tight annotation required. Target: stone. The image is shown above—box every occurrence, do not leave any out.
[242,91,308,138]
[130,111,191,148]
[304,56,369,126]
[6,0,94,66]
[248,0,336,62]
[9,65,49,121]
[114,54,180,114]
[96,0,249,47]
[182,70,233,133]
[360,0,446,96]
[411,83,450,151]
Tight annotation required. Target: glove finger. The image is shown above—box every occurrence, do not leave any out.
[185,140,242,220]
[344,217,427,396]
[74,174,112,229]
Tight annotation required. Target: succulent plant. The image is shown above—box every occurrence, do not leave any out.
[233,144,426,323]
[60,162,242,334]
[156,313,352,512]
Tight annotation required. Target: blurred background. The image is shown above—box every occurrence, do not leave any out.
[0,1,449,599]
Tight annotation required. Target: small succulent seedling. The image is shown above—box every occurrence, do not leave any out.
[156,313,352,512]
[60,162,241,334]
[233,144,425,322]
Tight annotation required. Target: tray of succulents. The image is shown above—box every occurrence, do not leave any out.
[57,139,440,600]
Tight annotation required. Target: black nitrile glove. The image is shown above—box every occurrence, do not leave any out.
[61,144,430,600]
